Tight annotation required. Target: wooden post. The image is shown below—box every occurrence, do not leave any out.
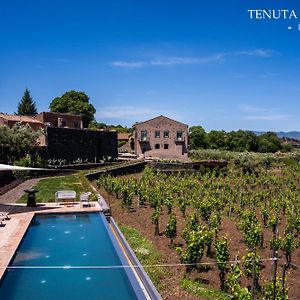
[235,254,239,264]
[272,251,278,300]
[229,197,232,217]
[281,263,287,299]
[251,256,256,300]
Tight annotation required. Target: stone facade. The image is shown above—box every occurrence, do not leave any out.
[133,115,189,161]
[35,112,83,129]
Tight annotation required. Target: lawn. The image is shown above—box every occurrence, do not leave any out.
[18,174,90,203]
[180,278,230,300]
[118,224,169,291]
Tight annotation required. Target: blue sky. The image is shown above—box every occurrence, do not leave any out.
[0,0,300,131]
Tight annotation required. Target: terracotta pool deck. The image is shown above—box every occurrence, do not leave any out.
[0,202,101,280]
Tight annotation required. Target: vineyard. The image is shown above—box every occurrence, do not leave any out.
[96,165,300,300]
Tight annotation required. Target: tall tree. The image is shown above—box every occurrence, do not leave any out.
[49,90,96,127]
[258,132,282,153]
[17,89,37,116]
[207,130,227,149]
[0,123,40,162]
[189,126,208,149]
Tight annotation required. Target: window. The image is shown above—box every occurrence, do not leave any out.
[177,131,183,141]
[164,144,169,149]
[155,130,160,138]
[58,118,66,127]
[74,122,79,128]
[163,130,169,138]
[155,144,160,149]
[141,130,147,141]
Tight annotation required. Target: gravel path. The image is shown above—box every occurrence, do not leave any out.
[0,178,41,204]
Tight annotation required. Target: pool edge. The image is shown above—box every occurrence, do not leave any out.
[0,212,34,280]
[109,217,162,300]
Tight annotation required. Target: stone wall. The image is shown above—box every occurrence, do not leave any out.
[48,162,119,170]
[85,161,147,180]
[45,127,118,163]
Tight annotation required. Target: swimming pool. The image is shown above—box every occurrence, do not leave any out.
[0,213,148,300]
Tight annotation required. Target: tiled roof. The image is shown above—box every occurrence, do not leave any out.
[38,111,82,118]
[133,115,188,127]
[117,132,131,140]
[0,113,43,124]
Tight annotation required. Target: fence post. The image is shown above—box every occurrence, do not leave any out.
[281,263,287,299]
[228,197,232,217]
[272,251,278,300]
[251,256,256,300]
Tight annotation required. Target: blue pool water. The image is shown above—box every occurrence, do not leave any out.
[0,213,144,300]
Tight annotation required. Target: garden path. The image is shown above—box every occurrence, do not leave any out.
[0,178,41,204]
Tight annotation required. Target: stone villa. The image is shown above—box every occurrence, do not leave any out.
[0,112,83,130]
[35,112,83,129]
[0,112,117,162]
[133,115,189,161]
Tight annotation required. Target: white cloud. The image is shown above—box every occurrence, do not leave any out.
[236,49,275,58]
[239,105,269,113]
[111,61,147,68]
[151,54,225,66]
[239,105,289,121]
[110,54,225,68]
[110,48,276,69]
[245,114,288,121]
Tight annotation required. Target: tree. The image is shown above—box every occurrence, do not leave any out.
[263,278,288,300]
[189,126,208,149]
[243,252,263,290]
[49,90,96,127]
[165,213,177,246]
[226,263,251,300]
[17,89,37,116]
[181,230,205,275]
[258,132,282,153]
[0,123,40,162]
[281,233,296,266]
[227,130,258,152]
[216,237,230,291]
[151,206,161,236]
[207,130,227,149]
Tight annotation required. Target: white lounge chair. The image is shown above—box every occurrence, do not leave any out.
[55,191,76,203]
[0,212,10,220]
[80,192,91,207]
[0,216,5,227]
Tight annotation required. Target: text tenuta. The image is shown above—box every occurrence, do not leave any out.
[248,10,298,20]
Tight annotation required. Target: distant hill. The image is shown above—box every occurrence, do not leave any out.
[277,131,300,140]
[253,131,300,141]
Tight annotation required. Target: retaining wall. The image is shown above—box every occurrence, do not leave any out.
[85,161,147,181]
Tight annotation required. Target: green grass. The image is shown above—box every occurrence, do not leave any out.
[180,278,230,300]
[18,175,89,203]
[118,224,169,291]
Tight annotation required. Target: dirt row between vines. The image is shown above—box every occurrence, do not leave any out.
[95,179,300,300]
